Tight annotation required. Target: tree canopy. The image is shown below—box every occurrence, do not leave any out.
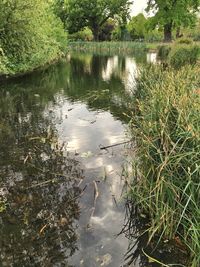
[0,0,66,75]
[62,0,131,41]
[127,13,147,40]
[146,0,200,41]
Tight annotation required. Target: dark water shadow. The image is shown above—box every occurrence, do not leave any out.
[121,200,189,267]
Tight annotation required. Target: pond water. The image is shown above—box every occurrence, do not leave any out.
[0,52,142,267]
[0,52,185,267]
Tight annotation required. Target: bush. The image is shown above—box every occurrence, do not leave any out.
[175,37,193,45]
[68,27,93,41]
[0,47,10,75]
[169,45,199,69]
[144,29,163,42]
[157,45,171,60]
[0,0,67,76]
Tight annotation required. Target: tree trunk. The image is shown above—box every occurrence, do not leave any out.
[176,27,183,39]
[92,27,100,41]
[163,23,172,42]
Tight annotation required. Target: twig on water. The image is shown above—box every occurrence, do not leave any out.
[99,140,132,150]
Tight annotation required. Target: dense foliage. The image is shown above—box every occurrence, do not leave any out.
[157,43,200,68]
[52,0,200,42]
[127,14,147,40]
[169,44,199,68]
[0,0,66,76]
[146,0,200,42]
[57,0,131,41]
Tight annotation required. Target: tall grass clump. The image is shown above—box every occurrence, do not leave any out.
[169,45,200,69]
[157,42,200,69]
[130,65,200,267]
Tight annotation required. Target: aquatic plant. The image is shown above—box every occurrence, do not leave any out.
[68,41,147,54]
[130,65,200,267]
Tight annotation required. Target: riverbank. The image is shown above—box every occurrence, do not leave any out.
[129,64,200,267]
[0,1,67,81]
[0,53,66,81]
[68,41,200,60]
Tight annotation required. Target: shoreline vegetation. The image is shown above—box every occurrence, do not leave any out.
[68,41,168,56]
[0,56,64,81]
[129,64,200,267]
[0,1,66,80]
[1,39,200,80]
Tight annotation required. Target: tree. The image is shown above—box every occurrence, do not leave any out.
[0,0,66,75]
[99,19,116,41]
[128,13,147,40]
[58,0,131,41]
[146,0,200,42]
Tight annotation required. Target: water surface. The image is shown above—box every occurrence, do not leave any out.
[0,53,143,267]
[0,51,188,267]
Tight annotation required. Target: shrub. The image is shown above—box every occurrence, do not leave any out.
[175,37,193,45]
[157,45,171,60]
[0,47,10,75]
[68,27,93,41]
[0,0,67,76]
[169,45,199,69]
[144,29,163,42]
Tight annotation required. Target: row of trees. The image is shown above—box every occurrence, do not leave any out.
[54,0,200,42]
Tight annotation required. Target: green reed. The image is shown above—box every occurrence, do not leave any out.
[68,41,148,54]
[130,65,200,267]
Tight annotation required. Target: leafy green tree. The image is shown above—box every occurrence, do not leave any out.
[128,13,147,40]
[59,0,131,41]
[146,0,200,42]
[0,0,66,75]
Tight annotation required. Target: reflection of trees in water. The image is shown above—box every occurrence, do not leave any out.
[0,85,82,266]
[2,53,138,125]
[64,54,134,123]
